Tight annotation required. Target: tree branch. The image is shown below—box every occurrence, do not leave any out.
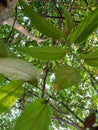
[41,61,50,98]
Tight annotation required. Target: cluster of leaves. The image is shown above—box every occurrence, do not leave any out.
[0,0,98,130]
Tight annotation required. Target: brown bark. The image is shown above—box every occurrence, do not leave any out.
[0,0,18,24]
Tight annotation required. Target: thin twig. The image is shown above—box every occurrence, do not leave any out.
[41,61,50,98]
[52,0,62,18]
[47,92,84,124]
[3,18,48,43]
[65,41,98,93]
[53,114,81,130]
[69,0,76,12]
[43,15,80,23]
[89,73,98,94]
[52,0,63,28]
[5,6,18,43]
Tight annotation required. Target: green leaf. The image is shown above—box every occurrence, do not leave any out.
[54,65,80,90]
[63,9,74,36]
[85,59,98,67]
[69,8,98,43]
[20,1,65,40]
[0,74,5,85]
[80,51,98,67]
[0,39,15,58]
[0,58,40,85]
[80,51,98,59]
[15,98,51,130]
[18,47,66,61]
[0,80,23,114]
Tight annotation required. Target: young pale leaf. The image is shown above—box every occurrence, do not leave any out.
[20,1,65,40]
[69,8,98,43]
[54,65,80,90]
[0,80,23,114]
[15,98,51,130]
[63,9,74,36]
[0,39,15,58]
[18,47,66,61]
[0,58,40,84]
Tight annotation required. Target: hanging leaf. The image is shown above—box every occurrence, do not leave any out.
[15,98,51,130]
[63,9,74,36]
[0,39,15,58]
[0,58,40,85]
[69,8,98,43]
[18,47,66,61]
[0,80,23,114]
[54,65,81,90]
[19,1,65,40]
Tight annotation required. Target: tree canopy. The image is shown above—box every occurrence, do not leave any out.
[0,0,98,130]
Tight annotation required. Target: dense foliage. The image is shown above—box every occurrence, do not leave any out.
[0,0,98,130]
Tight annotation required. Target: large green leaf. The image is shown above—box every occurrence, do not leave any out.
[0,58,40,84]
[0,39,15,58]
[20,1,65,40]
[69,8,98,43]
[18,47,66,61]
[15,98,51,130]
[0,80,23,114]
[54,65,81,90]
